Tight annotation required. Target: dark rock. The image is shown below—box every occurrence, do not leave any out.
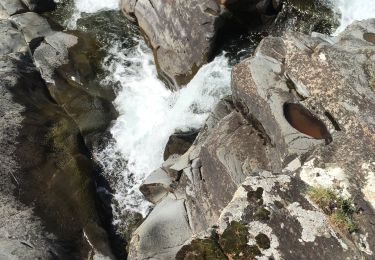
[0,50,115,259]
[120,0,280,88]
[270,0,339,35]
[163,130,198,160]
[364,33,375,44]
[121,0,221,88]
[33,31,117,137]
[0,9,117,259]
[20,0,56,13]
[11,12,54,50]
[139,168,173,204]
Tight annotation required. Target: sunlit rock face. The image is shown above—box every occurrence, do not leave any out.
[120,0,222,88]
[119,0,280,88]
[129,19,375,259]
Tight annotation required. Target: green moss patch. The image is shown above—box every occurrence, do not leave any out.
[177,221,263,260]
[46,118,76,156]
[219,221,249,255]
[307,186,357,233]
[176,237,227,260]
[255,233,270,249]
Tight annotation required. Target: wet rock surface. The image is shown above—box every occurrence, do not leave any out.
[270,0,338,36]
[129,19,375,259]
[0,1,117,259]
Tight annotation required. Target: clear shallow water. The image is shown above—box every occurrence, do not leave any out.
[69,0,375,218]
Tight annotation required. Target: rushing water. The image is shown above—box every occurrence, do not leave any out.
[332,0,375,34]
[67,0,375,219]
[69,1,231,216]
[97,42,231,216]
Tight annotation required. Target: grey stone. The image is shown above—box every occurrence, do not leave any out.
[11,12,54,47]
[0,0,27,16]
[215,171,361,259]
[20,0,56,12]
[232,36,327,162]
[0,19,28,55]
[132,19,375,259]
[0,4,10,19]
[0,53,58,260]
[139,168,173,204]
[121,0,221,87]
[120,0,137,20]
[33,32,77,84]
[128,195,192,259]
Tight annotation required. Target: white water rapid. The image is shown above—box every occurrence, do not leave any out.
[97,41,231,216]
[332,0,375,34]
[63,0,118,28]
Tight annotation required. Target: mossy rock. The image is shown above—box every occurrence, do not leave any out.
[219,221,249,254]
[307,186,358,233]
[177,222,262,260]
[116,210,145,249]
[255,233,270,249]
[219,221,261,259]
[46,0,75,26]
[176,237,227,260]
[271,0,339,35]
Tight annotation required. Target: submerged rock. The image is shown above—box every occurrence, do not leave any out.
[271,0,339,35]
[33,30,117,145]
[0,4,117,259]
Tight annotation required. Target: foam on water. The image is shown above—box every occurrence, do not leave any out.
[67,0,119,28]
[74,0,118,13]
[332,0,375,34]
[96,40,231,216]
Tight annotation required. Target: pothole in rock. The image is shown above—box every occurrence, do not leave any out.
[283,103,332,144]
[363,33,375,44]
